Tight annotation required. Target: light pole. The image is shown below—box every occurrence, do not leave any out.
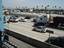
[46,30,54,43]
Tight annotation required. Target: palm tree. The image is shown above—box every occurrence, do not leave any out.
[41,5,43,9]
[45,5,50,13]
[44,6,47,10]
[59,6,61,14]
[54,5,56,9]
[59,6,61,9]
[47,5,49,7]
[44,6,47,13]
[36,5,38,9]
[52,6,54,9]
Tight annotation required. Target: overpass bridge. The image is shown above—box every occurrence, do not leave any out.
[10,12,64,17]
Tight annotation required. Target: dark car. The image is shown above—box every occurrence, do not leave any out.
[9,16,17,22]
[33,22,47,27]
[25,16,31,19]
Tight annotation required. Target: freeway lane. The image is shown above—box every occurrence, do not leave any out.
[5,22,58,42]
[4,22,63,48]
[46,28,64,36]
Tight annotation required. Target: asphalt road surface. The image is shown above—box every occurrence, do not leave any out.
[5,21,64,43]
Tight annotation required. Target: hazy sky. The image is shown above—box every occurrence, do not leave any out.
[3,0,64,9]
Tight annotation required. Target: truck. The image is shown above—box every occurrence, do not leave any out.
[47,14,64,29]
[32,15,48,32]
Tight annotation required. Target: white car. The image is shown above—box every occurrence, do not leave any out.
[15,17,27,22]
[24,19,28,22]
[32,26,46,32]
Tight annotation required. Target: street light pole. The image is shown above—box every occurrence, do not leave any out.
[46,30,54,43]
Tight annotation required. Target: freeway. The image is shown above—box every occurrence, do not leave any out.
[11,12,64,17]
[5,22,59,42]
[4,21,64,48]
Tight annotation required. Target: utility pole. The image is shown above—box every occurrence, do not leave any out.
[46,30,54,43]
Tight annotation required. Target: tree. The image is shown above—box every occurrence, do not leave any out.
[47,5,49,7]
[54,5,57,9]
[59,6,61,9]
[41,5,43,9]
[36,5,38,9]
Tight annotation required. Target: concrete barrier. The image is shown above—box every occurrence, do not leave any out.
[5,29,62,48]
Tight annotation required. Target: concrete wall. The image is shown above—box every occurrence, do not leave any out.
[5,29,62,48]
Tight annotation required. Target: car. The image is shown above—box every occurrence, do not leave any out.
[9,16,17,22]
[33,22,46,27]
[32,26,46,32]
[32,18,36,22]
[19,19,27,22]
[15,17,24,22]
[25,16,31,19]
[16,17,27,22]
